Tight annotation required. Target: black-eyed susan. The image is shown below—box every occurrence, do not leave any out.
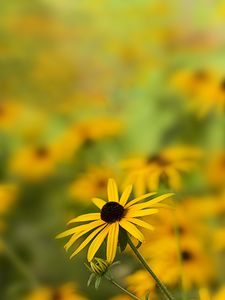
[24,283,88,300]
[9,144,59,181]
[57,178,173,263]
[194,287,225,300]
[121,147,201,195]
[69,166,114,203]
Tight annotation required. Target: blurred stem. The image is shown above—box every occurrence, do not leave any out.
[105,275,141,300]
[127,236,176,300]
[0,238,39,288]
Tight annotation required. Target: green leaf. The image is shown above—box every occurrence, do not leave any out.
[94,276,102,289]
[118,228,128,252]
[145,291,150,300]
[87,273,95,287]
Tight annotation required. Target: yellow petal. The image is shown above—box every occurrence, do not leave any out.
[107,178,119,202]
[106,222,119,263]
[70,224,106,259]
[125,208,158,218]
[56,227,78,239]
[64,220,105,250]
[56,220,104,239]
[87,225,110,262]
[68,213,100,224]
[126,217,154,231]
[92,198,106,209]
[166,168,181,190]
[119,185,132,206]
[128,193,174,210]
[119,220,144,242]
[125,192,156,208]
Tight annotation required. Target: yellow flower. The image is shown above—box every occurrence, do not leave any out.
[9,144,59,181]
[126,269,155,298]
[69,167,114,202]
[171,69,225,117]
[194,287,225,300]
[75,117,122,143]
[0,183,18,233]
[24,283,88,300]
[121,147,201,195]
[142,236,213,289]
[0,100,23,130]
[57,178,173,263]
[207,152,225,188]
[0,184,18,215]
[109,295,136,300]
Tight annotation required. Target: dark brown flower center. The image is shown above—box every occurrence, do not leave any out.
[51,290,61,300]
[220,78,225,92]
[0,104,5,116]
[101,201,124,223]
[147,154,170,167]
[35,147,49,158]
[181,250,193,261]
[193,70,208,81]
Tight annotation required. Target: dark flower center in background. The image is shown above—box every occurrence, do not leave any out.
[96,178,107,188]
[35,147,49,158]
[193,70,208,81]
[51,290,61,300]
[220,78,225,92]
[0,104,5,116]
[181,250,193,261]
[101,201,124,223]
[147,154,170,167]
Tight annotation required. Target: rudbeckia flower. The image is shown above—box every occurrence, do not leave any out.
[25,283,88,300]
[121,147,201,195]
[57,178,173,263]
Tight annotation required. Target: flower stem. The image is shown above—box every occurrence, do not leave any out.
[105,275,141,300]
[0,238,39,288]
[127,236,176,300]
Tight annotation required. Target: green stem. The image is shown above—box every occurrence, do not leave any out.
[127,236,176,300]
[105,276,141,300]
[0,239,39,288]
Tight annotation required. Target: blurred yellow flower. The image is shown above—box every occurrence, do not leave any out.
[69,167,114,203]
[126,269,155,299]
[57,178,173,263]
[24,283,88,300]
[121,147,201,195]
[9,144,59,181]
[142,236,213,289]
[171,69,225,116]
[0,183,18,247]
[0,184,18,215]
[207,152,225,188]
[0,101,23,130]
[194,287,225,300]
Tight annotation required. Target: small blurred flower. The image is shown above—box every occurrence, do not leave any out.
[9,144,59,181]
[0,100,23,131]
[171,69,225,116]
[57,178,173,263]
[121,147,201,195]
[69,167,114,203]
[75,117,122,143]
[193,287,225,300]
[126,269,155,299]
[206,152,225,188]
[142,236,213,289]
[24,283,88,300]
[0,184,18,215]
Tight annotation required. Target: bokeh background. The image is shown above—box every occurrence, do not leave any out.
[1,1,225,300]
